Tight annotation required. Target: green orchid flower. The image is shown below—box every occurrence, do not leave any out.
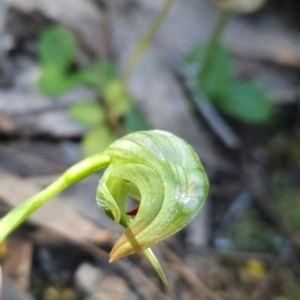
[0,130,209,285]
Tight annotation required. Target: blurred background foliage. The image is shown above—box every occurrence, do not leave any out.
[37,26,149,157]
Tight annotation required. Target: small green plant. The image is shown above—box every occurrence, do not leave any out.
[184,3,274,124]
[37,26,150,158]
[37,0,176,157]
[0,130,209,285]
[38,26,80,96]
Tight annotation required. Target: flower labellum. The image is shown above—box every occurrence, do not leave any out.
[96,130,209,262]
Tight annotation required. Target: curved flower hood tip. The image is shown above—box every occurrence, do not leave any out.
[96,130,209,261]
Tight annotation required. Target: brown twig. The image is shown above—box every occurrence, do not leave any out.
[163,50,241,150]
[162,245,224,300]
[81,242,171,300]
[249,272,276,300]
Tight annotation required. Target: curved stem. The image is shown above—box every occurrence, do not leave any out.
[0,153,111,242]
[200,9,231,79]
[122,0,175,83]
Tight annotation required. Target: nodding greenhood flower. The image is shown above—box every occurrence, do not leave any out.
[96,130,209,262]
[0,130,208,285]
[211,0,267,13]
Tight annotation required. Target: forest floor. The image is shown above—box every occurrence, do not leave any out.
[1,0,300,299]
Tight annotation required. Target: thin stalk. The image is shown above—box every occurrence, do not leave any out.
[200,9,231,79]
[143,248,169,287]
[0,154,111,242]
[123,0,175,83]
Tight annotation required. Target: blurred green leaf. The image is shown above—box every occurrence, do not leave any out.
[38,26,77,69]
[185,42,274,124]
[104,80,131,118]
[82,126,114,158]
[124,107,151,133]
[38,66,81,97]
[81,60,118,92]
[68,101,105,127]
[185,43,232,97]
[217,80,274,123]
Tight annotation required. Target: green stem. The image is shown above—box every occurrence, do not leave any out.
[123,0,175,83]
[200,9,231,79]
[0,153,111,242]
[143,248,169,287]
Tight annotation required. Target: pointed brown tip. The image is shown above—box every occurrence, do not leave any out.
[109,257,114,263]
[109,250,121,262]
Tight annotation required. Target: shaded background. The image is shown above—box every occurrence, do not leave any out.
[1,0,300,299]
